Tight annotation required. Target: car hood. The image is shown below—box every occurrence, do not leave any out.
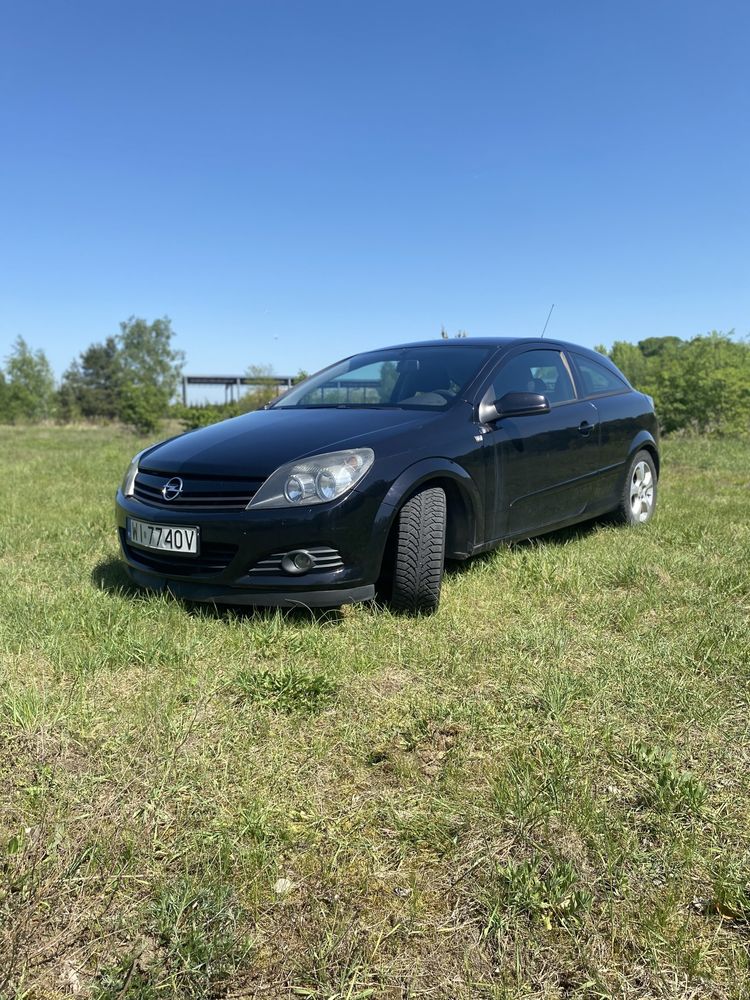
[140,406,446,478]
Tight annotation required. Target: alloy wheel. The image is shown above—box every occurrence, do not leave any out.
[630,460,655,522]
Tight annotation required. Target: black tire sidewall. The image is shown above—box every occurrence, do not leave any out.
[390,486,447,613]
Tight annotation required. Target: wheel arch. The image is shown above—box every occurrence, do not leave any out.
[377,458,482,562]
[628,431,660,477]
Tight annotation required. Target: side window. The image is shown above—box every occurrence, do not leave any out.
[573,354,628,396]
[489,349,576,405]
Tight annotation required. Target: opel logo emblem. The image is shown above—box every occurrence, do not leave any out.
[161,477,183,501]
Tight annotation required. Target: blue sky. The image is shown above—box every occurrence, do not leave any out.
[1,0,748,392]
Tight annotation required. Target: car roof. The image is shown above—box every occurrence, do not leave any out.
[377,336,605,358]
[380,337,523,349]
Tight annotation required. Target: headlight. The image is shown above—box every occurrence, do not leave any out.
[248,448,374,509]
[121,450,146,497]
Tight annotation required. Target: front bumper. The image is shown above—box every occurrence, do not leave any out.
[115,487,390,608]
[125,567,374,607]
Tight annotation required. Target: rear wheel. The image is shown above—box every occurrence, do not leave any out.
[390,487,446,614]
[614,449,658,525]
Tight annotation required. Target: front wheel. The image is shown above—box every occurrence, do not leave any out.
[390,487,446,614]
[614,449,658,525]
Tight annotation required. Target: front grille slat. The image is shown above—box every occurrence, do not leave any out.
[133,470,264,511]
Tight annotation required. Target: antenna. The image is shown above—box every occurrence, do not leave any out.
[540,303,555,339]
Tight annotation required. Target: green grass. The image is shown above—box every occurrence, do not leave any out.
[0,425,749,998]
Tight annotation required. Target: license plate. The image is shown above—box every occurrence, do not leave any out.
[127,518,199,555]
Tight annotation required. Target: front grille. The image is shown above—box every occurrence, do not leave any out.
[133,470,265,511]
[248,547,344,576]
[120,530,237,577]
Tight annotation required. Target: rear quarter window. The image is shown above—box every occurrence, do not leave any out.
[573,354,628,396]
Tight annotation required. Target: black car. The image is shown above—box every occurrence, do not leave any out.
[116,338,659,612]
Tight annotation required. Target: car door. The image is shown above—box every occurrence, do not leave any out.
[568,351,647,510]
[480,347,601,539]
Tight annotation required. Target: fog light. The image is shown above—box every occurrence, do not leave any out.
[281,549,315,575]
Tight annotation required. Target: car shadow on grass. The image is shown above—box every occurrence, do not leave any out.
[515,516,607,548]
[91,556,346,624]
[444,516,606,577]
[91,557,148,598]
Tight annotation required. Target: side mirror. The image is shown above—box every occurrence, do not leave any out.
[478,391,550,423]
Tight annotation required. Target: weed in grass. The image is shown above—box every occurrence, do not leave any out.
[236,800,279,844]
[490,739,584,839]
[491,757,558,837]
[93,962,160,1000]
[20,764,53,812]
[698,858,750,923]
[0,686,47,733]
[399,700,462,751]
[647,766,707,815]
[483,854,592,931]
[94,879,251,999]
[151,879,250,991]
[605,559,646,590]
[533,671,587,720]
[285,899,386,999]
[241,611,315,657]
[234,664,337,713]
[394,796,466,855]
[630,742,707,815]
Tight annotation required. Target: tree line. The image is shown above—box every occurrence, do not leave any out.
[0,317,309,434]
[0,318,184,433]
[597,331,749,436]
[1,323,748,436]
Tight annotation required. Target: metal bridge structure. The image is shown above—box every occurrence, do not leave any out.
[181,374,295,405]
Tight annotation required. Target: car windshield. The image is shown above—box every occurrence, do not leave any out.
[272,345,494,410]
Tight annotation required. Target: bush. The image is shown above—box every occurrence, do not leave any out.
[172,402,241,431]
[600,331,750,436]
[173,364,308,432]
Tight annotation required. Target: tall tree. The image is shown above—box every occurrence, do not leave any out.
[607,340,653,388]
[2,337,56,422]
[58,336,123,420]
[637,336,683,358]
[117,317,185,432]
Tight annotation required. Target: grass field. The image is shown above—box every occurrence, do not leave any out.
[1,426,749,999]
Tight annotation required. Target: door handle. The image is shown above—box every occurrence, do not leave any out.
[578,420,595,436]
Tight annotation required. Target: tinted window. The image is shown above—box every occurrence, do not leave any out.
[573,354,628,396]
[490,349,576,405]
[274,345,493,410]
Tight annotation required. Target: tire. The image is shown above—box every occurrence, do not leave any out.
[390,487,447,614]
[614,449,658,525]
